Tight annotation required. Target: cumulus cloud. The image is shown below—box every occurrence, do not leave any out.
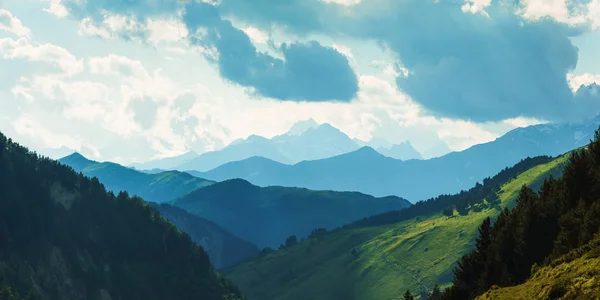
[88,54,175,102]
[58,0,359,102]
[0,37,83,75]
[0,9,31,37]
[182,1,358,102]
[215,0,600,122]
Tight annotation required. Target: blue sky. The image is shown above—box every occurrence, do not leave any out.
[1,0,600,164]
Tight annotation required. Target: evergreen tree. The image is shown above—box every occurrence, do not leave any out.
[285,235,298,247]
[428,285,442,300]
[403,289,414,300]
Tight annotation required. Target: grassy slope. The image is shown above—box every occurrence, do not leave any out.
[477,237,600,300]
[224,154,569,300]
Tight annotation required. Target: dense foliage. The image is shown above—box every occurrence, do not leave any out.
[0,132,243,300]
[442,128,600,299]
[348,155,556,228]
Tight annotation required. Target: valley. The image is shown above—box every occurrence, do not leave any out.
[223,153,569,300]
[4,2,600,299]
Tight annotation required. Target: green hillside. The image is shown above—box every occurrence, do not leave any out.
[59,153,214,203]
[477,234,600,300]
[0,132,242,299]
[224,154,568,300]
[171,179,412,248]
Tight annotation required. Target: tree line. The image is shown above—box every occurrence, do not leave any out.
[441,128,600,299]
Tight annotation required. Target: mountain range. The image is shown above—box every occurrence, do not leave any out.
[131,119,423,172]
[224,153,569,300]
[191,119,600,202]
[58,152,411,250]
[59,153,214,203]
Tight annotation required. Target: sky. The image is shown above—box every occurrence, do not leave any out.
[1,0,600,164]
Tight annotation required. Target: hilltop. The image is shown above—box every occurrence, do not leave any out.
[0,132,242,300]
[170,178,412,248]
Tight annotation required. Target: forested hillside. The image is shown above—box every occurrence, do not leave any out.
[442,129,600,299]
[477,235,600,299]
[0,132,242,300]
[224,153,568,300]
[59,153,214,203]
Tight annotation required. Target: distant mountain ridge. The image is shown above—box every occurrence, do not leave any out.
[130,150,198,171]
[193,119,600,202]
[59,153,214,203]
[170,178,411,248]
[133,120,423,172]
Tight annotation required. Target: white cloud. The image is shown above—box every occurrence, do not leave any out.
[241,26,269,44]
[147,18,189,43]
[502,116,546,128]
[321,0,361,5]
[461,0,492,16]
[567,73,600,92]
[0,37,83,75]
[332,43,357,66]
[78,18,112,39]
[77,12,145,40]
[89,54,176,103]
[43,0,69,18]
[13,113,90,151]
[0,9,31,37]
[77,12,189,45]
[517,0,589,26]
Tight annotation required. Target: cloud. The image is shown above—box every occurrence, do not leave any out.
[129,97,158,130]
[182,1,358,102]
[88,54,175,102]
[214,0,600,122]
[0,9,31,37]
[568,73,600,92]
[58,0,359,102]
[0,37,83,75]
[173,92,197,113]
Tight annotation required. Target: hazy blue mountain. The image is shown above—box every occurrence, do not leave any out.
[59,153,214,203]
[130,151,198,171]
[176,135,294,172]
[355,138,423,160]
[176,122,360,171]
[270,123,360,162]
[194,119,600,202]
[151,120,421,171]
[150,203,259,269]
[376,142,423,160]
[286,118,319,136]
[170,178,411,248]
